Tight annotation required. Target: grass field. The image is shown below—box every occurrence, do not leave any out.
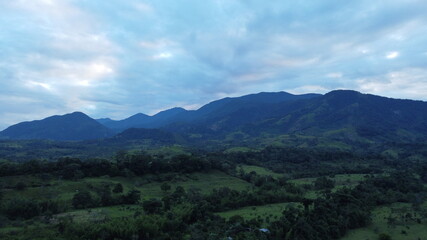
[289,173,368,187]
[289,173,370,199]
[132,170,252,199]
[217,202,302,224]
[238,165,284,179]
[53,205,142,223]
[0,170,251,203]
[341,202,427,240]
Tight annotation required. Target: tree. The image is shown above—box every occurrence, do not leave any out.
[142,199,163,214]
[15,181,26,191]
[314,176,335,190]
[113,183,123,193]
[72,190,93,209]
[100,186,114,206]
[3,198,41,220]
[378,233,392,240]
[160,183,171,193]
[122,190,141,204]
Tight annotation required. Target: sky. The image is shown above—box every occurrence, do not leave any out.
[1,0,427,129]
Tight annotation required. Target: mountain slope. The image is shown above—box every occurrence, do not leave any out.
[99,113,150,130]
[174,91,320,122]
[97,91,321,131]
[0,112,114,141]
[245,90,427,142]
[164,92,321,133]
[98,108,187,131]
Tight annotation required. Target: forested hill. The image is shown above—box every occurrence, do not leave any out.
[0,112,113,141]
[238,90,427,142]
[1,90,427,143]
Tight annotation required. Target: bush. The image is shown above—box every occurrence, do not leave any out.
[113,183,123,193]
[142,199,163,214]
[378,233,392,240]
[15,182,27,191]
[72,191,94,209]
[2,198,41,220]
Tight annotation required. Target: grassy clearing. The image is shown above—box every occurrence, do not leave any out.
[223,147,254,154]
[145,145,189,157]
[289,173,369,199]
[217,202,302,225]
[238,165,284,179]
[133,170,251,199]
[289,173,368,187]
[0,170,251,203]
[341,202,427,240]
[54,205,142,223]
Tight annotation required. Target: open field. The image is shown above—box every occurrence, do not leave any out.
[238,165,285,179]
[341,202,427,240]
[289,173,368,187]
[0,170,251,203]
[217,202,302,224]
[289,173,370,199]
[53,205,142,222]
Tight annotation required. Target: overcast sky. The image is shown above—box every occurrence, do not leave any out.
[1,0,427,129]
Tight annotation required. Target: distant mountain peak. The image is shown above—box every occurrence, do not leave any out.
[0,112,113,141]
[129,113,149,118]
[153,107,186,116]
[326,89,362,95]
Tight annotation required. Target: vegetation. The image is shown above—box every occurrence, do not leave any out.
[0,145,426,239]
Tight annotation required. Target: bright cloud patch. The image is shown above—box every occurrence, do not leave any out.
[153,52,173,60]
[386,51,400,59]
[356,68,427,99]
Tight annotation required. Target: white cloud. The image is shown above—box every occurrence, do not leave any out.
[152,52,173,60]
[232,72,275,83]
[286,85,330,94]
[140,39,176,49]
[356,68,427,100]
[326,72,343,78]
[386,51,399,59]
[133,2,153,13]
[25,81,53,91]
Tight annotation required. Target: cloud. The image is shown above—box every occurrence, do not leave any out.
[326,73,343,79]
[286,85,330,95]
[1,0,427,128]
[386,51,399,59]
[152,52,173,60]
[356,68,427,100]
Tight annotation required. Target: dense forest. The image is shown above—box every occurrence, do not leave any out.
[1,146,426,239]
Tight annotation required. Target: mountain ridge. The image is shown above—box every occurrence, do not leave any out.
[1,90,427,143]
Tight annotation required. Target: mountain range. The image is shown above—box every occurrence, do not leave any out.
[1,90,426,144]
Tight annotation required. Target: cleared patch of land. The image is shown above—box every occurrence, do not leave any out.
[238,165,284,179]
[0,170,251,203]
[341,202,427,240]
[217,202,302,223]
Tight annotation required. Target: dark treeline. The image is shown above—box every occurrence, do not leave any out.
[1,146,422,180]
[221,146,403,178]
[0,152,231,180]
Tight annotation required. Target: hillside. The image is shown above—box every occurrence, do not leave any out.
[97,92,320,131]
[244,90,427,142]
[0,112,114,141]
